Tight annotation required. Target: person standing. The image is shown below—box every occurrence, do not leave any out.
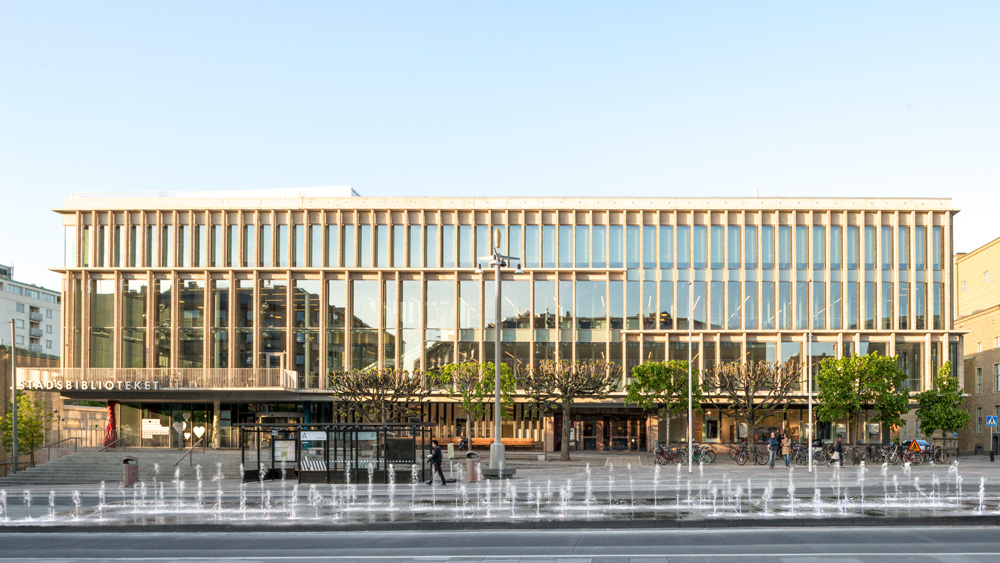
[829,435,844,467]
[781,432,792,469]
[768,432,779,469]
[426,439,447,486]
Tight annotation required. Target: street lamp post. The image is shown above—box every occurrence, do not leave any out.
[687,285,701,474]
[476,228,522,474]
[9,319,18,474]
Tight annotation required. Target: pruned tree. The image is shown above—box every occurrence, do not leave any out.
[815,352,909,443]
[1,393,54,466]
[624,360,705,447]
[916,361,969,445]
[431,361,514,448]
[519,359,621,461]
[327,368,430,423]
[704,360,799,444]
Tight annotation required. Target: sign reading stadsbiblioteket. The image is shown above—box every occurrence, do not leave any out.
[17,380,165,391]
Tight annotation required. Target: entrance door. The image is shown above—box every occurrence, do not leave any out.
[609,415,647,451]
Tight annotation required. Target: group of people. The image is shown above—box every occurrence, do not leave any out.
[767,431,845,469]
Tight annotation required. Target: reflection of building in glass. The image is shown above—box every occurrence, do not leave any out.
[51,190,962,451]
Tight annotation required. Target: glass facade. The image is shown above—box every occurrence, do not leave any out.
[57,197,957,444]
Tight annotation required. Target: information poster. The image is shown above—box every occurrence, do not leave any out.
[274,440,296,462]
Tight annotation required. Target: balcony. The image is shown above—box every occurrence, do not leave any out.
[29,344,43,353]
[29,328,43,337]
[29,312,43,322]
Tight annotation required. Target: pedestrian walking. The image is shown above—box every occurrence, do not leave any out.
[768,432,779,469]
[426,439,447,486]
[781,432,792,469]
[829,435,844,467]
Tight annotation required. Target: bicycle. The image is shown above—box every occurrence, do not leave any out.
[653,441,685,465]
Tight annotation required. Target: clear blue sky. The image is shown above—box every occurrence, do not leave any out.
[1,2,997,290]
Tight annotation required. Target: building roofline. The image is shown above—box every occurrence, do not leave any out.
[956,234,1000,264]
[54,194,959,214]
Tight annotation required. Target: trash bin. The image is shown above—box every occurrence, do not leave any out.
[122,455,138,487]
[466,451,481,482]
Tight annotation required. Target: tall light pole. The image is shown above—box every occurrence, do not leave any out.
[476,228,522,473]
[9,320,18,474]
[687,284,701,474]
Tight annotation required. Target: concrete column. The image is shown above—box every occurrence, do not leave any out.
[212,401,221,449]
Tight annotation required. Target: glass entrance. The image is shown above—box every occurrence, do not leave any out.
[608,415,646,451]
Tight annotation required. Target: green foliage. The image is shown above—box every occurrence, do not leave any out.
[815,352,910,438]
[624,360,703,417]
[1,393,54,453]
[433,361,515,423]
[915,361,970,436]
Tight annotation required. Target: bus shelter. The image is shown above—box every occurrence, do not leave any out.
[236,422,434,484]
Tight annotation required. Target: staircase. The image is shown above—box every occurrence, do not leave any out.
[0,449,246,487]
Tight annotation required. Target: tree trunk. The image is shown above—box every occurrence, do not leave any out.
[465,418,471,451]
[663,409,672,449]
[560,402,572,461]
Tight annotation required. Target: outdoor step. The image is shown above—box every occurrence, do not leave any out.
[0,450,246,487]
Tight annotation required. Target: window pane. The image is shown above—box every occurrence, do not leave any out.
[342,225,355,267]
[710,226,724,269]
[659,281,673,329]
[123,279,147,328]
[864,281,876,329]
[830,225,841,270]
[659,226,673,269]
[459,280,479,330]
[847,226,859,269]
[610,280,624,330]
[676,225,690,269]
[710,281,724,329]
[693,226,707,269]
[796,281,809,329]
[393,225,406,268]
[326,225,339,268]
[293,280,322,328]
[642,280,656,329]
[459,225,473,268]
[761,281,774,330]
[424,225,438,267]
[933,227,943,270]
[864,226,876,270]
[559,280,574,329]
[508,225,522,261]
[915,281,926,329]
[534,280,556,329]
[475,225,489,266]
[235,280,252,329]
[276,224,288,268]
[501,280,530,329]
[915,226,926,270]
[643,225,656,268]
[426,280,454,329]
[351,280,379,329]
[179,279,205,329]
[881,226,892,270]
[376,225,389,268]
[727,226,740,269]
[541,225,556,268]
[813,226,825,269]
[409,225,421,267]
[575,226,590,267]
[744,281,758,329]
[293,225,305,267]
[758,225,772,269]
[442,225,455,268]
[259,225,271,267]
[559,225,573,268]
[625,281,640,329]
[778,281,791,329]
[358,225,371,268]
[796,225,809,270]
[847,281,859,330]
[609,226,623,268]
[898,226,909,269]
[592,225,606,268]
[576,281,606,330]
[727,281,740,329]
[260,278,287,328]
[525,225,539,268]
[309,225,322,267]
[778,226,790,269]
[899,282,909,329]
[625,225,640,268]
[881,281,893,329]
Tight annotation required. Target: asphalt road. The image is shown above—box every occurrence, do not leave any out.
[2,526,1000,562]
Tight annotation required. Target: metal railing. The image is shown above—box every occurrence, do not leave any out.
[98,437,126,452]
[174,439,204,467]
[0,437,80,474]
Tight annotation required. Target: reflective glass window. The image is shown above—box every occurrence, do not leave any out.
[293,280,322,328]
[259,225,271,267]
[761,281,774,330]
[534,280,556,329]
[277,224,289,267]
[659,281,673,329]
[642,280,656,329]
[343,225,355,267]
[260,279,287,329]
[96,225,106,267]
[326,225,338,268]
[609,226,624,268]
[830,225,841,270]
[525,225,539,268]
[179,279,205,328]
[846,281,859,330]
[864,226,876,270]
[881,282,893,329]
[393,225,406,267]
[642,226,656,268]
[691,281,706,328]
[309,225,321,267]
[90,279,115,328]
[744,281,758,330]
[292,225,304,267]
[592,225,607,268]
[625,281,640,329]
[358,225,371,268]
[475,225,489,267]
[726,281,740,330]
[227,225,237,267]
[778,281,791,329]
[864,281,876,330]
[899,282,909,329]
[384,280,398,366]
[933,282,943,329]
[408,225,421,267]
[500,280,530,329]
[915,281,926,329]
[508,225,522,261]
[676,282,690,329]
[796,281,809,329]
[123,279,147,328]
[575,226,590,267]
[459,280,479,330]
[426,280,455,330]
[626,225,640,268]
[676,225,690,269]
[351,279,379,329]
[442,225,455,268]
[459,225,473,268]
[235,280,252,328]
[727,226,740,269]
[778,226,791,269]
[576,281,606,330]
[559,225,573,268]
[424,225,438,267]
[881,226,893,270]
[898,226,909,269]
[541,225,556,268]
[933,227,943,270]
[659,226,673,268]
[710,281,724,329]
[693,226,707,269]
[610,280,624,330]
[211,279,228,328]
[815,281,828,329]
[376,225,389,268]
[144,225,154,268]
[401,280,420,330]
[846,226,859,269]
[760,225,774,269]
[710,226,723,269]
[796,226,808,270]
[558,280,573,329]
[814,226,826,269]
[161,225,173,268]
[915,226,926,270]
